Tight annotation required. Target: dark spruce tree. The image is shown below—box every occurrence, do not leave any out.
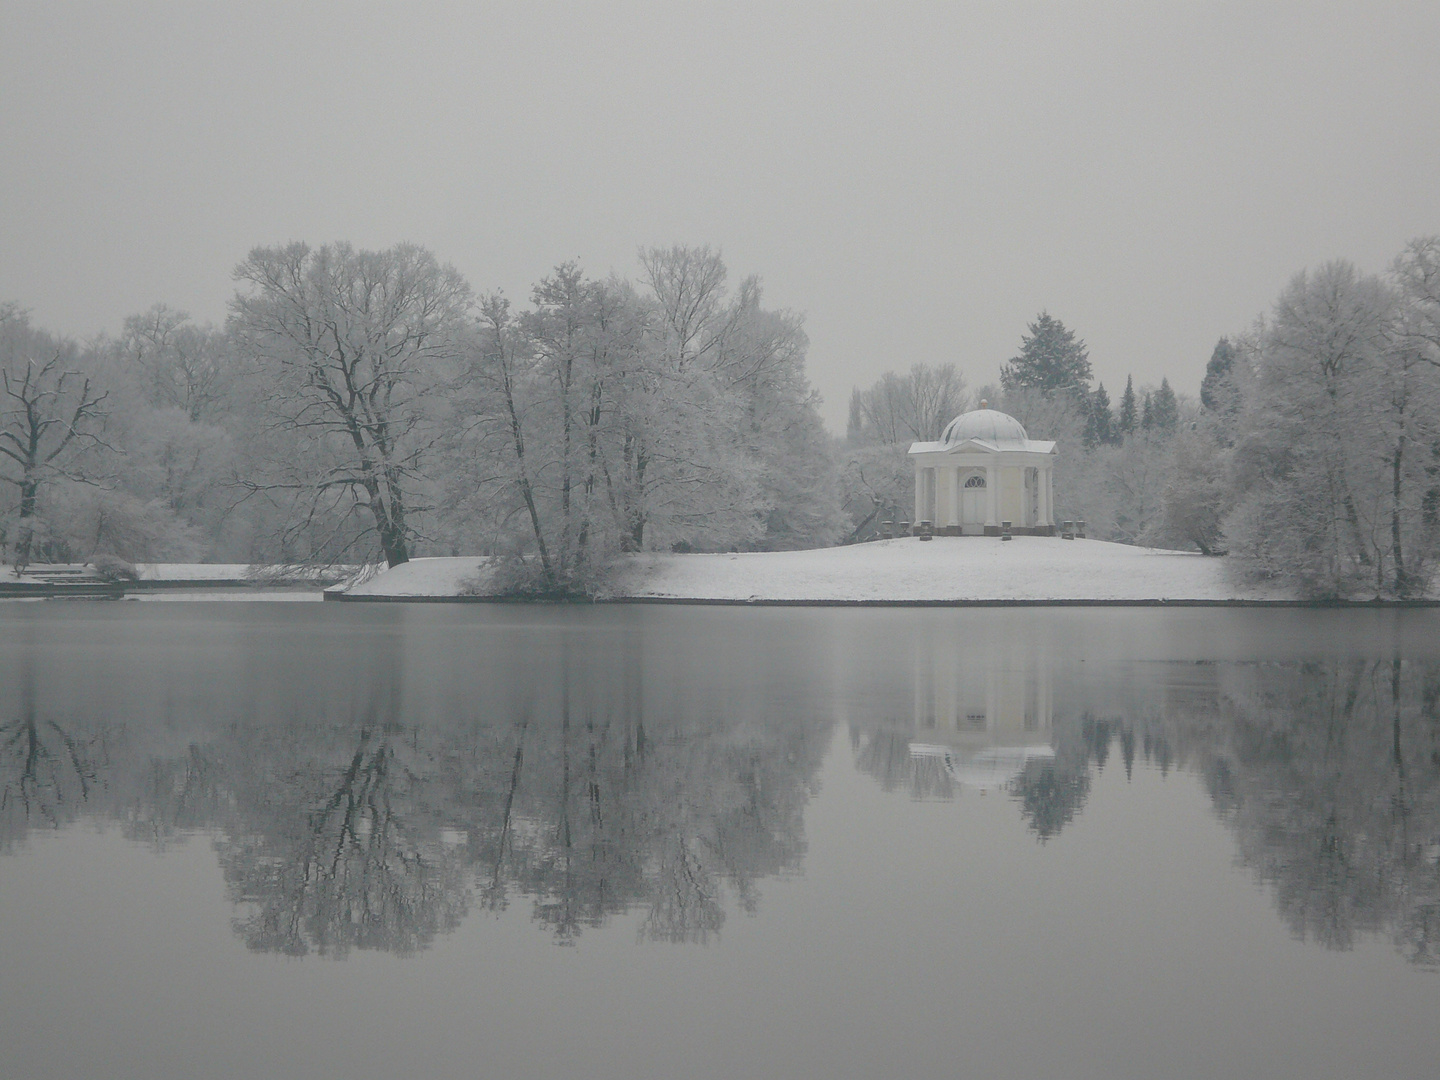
[1085,382,1114,447]
[1150,377,1180,433]
[1001,312,1092,397]
[1200,337,1240,415]
[1117,374,1137,437]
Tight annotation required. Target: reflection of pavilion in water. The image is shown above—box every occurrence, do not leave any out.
[911,644,1052,743]
[908,642,1056,792]
[849,634,1061,801]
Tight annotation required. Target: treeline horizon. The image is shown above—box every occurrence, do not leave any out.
[5,235,1440,598]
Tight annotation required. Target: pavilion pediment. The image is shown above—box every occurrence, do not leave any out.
[943,438,999,454]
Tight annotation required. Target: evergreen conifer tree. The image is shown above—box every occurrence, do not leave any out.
[1117,375,1137,436]
[1085,382,1114,447]
[1200,338,1236,411]
[1151,377,1179,433]
[1000,312,1092,397]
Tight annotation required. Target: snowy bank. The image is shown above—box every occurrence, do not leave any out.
[331,538,1296,603]
[2,562,354,599]
[338,558,495,598]
[624,537,1286,602]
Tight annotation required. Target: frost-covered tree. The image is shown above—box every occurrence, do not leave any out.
[636,246,839,552]
[1222,260,1425,596]
[455,283,656,587]
[1082,432,1171,544]
[835,440,912,542]
[81,306,261,562]
[847,362,969,446]
[1380,238,1440,591]
[230,242,473,567]
[1154,425,1229,555]
[714,283,843,550]
[839,362,969,540]
[115,304,234,424]
[0,305,112,568]
[455,250,836,590]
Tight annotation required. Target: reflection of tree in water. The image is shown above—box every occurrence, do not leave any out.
[1010,758,1090,841]
[467,688,821,945]
[216,725,469,957]
[850,712,1170,841]
[0,650,111,853]
[0,615,831,956]
[1181,658,1440,968]
[191,690,825,951]
[852,731,956,800]
[0,692,827,956]
[16,609,1434,967]
[0,712,110,852]
[120,742,227,850]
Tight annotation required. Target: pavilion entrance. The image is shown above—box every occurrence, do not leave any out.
[959,473,987,532]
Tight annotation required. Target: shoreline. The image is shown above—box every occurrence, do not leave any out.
[324,541,1440,607]
[321,592,1440,608]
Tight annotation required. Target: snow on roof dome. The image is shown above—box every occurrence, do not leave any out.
[940,404,1029,446]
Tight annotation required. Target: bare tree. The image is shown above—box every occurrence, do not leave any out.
[0,306,110,568]
[849,363,969,445]
[230,243,472,567]
[639,244,728,368]
[115,304,233,423]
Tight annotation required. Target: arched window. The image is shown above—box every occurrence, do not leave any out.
[963,474,986,489]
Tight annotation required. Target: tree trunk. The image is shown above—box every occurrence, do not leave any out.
[1391,411,1407,596]
[559,351,575,578]
[629,448,647,551]
[1342,491,1371,567]
[497,354,554,586]
[15,475,38,569]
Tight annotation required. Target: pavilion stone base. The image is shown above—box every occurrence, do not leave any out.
[916,524,1058,538]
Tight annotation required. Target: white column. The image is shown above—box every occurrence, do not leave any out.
[1042,465,1054,527]
[914,463,924,524]
[985,462,998,527]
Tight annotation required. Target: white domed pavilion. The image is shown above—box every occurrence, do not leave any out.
[907,405,1057,535]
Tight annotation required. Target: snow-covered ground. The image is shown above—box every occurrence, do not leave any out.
[128,590,324,602]
[2,563,351,601]
[4,563,348,582]
[627,537,1285,602]
[339,558,495,597]
[133,564,351,582]
[335,538,1292,602]
[133,563,256,581]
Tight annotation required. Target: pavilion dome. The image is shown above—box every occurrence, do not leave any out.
[940,406,1029,447]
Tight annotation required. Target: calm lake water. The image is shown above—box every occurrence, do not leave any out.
[1,602,1438,1080]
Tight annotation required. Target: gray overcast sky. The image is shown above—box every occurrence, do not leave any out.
[2,1,1438,429]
